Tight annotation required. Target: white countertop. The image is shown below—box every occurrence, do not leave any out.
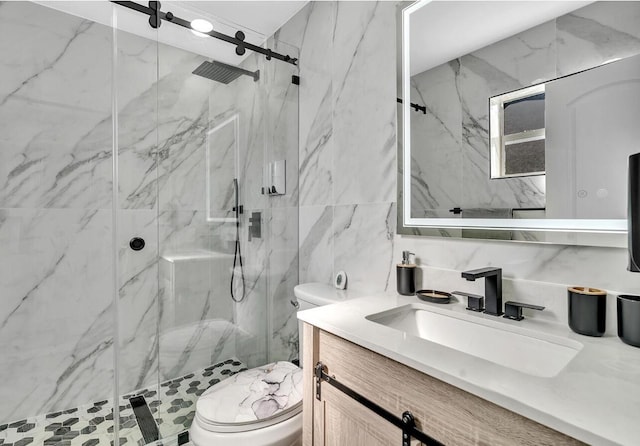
[297,293,640,446]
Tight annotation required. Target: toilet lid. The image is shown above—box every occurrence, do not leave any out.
[195,361,303,433]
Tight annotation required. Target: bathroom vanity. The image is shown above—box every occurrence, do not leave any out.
[298,295,640,446]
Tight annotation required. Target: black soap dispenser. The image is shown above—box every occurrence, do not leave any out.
[397,251,416,296]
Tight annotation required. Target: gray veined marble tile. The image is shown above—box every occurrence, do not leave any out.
[299,205,334,285]
[264,37,300,210]
[556,1,640,77]
[332,1,396,205]
[333,202,396,294]
[117,41,213,212]
[0,208,114,421]
[0,2,114,210]
[297,2,335,207]
[117,209,160,393]
[268,207,300,362]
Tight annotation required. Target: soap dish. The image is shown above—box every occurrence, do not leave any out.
[416,289,452,304]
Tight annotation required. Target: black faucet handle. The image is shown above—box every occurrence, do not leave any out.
[452,291,485,312]
[503,301,545,321]
[461,266,502,280]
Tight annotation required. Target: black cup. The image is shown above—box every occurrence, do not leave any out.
[567,287,606,337]
[617,295,640,348]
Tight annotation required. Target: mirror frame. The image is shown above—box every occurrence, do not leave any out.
[397,0,628,245]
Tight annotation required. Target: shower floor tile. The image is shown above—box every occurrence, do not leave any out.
[0,359,247,446]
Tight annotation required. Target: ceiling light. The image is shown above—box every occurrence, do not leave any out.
[191,19,213,34]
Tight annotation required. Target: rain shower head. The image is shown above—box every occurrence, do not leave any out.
[192,60,260,84]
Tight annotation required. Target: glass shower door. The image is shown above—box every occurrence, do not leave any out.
[152,32,269,440]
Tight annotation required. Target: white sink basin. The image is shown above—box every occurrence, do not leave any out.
[366,304,582,378]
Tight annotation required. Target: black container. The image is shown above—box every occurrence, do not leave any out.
[397,265,416,296]
[567,287,606,337]
[618,295,640,347]
[628,153,640,272]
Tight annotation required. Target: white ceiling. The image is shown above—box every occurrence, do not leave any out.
[38,1,308,66]
[409,1,593,76]
[182,1,308,38]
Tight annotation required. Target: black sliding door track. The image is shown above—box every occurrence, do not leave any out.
[314,362,445,446]
[110,1,298,66]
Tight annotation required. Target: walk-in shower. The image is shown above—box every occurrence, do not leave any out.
[0,2,299,445]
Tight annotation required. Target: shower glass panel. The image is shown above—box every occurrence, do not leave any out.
[0,0,116,441]
[153,32,269,440]
[114,12,162,445]
[1,2,299,444]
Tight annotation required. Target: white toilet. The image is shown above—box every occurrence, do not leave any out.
[189,283,361,446]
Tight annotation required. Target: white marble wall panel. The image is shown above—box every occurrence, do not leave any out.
[233,209,269,368]
[292,2,335,207]
[117,210,159,392]
[333,203,396,293]
[282,2,398,345]
[299,205,334,285]
[0,2,113,210]
[556,1,640,76]
[157,47,210,212]
[206,116,236,221]
[116,30,159,210]
[0,2,115,423]
[0,208,114,421]
[268,207,300,362]
[332,1,396,206]
[264,37,300,210]
[234,54,268,213]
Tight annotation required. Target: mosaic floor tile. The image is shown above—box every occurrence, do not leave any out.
[0,359,246,446]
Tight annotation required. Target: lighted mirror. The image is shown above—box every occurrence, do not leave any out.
[399,1,640,245]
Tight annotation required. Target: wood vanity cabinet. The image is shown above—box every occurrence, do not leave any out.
[302,323,585,446]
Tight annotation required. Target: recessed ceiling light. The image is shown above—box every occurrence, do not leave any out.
[191,19,213,34]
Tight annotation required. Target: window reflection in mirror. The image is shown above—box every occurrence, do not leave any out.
[490,84,546,179]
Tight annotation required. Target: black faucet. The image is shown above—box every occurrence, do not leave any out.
[461,267,503,316]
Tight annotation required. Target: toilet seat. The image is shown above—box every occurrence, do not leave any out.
[196,401,302,433]
[195,361,303,434]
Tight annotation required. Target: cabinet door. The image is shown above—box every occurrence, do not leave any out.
[321,385,402,446]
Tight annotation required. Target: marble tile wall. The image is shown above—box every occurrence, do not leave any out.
[410,1,640,218]
[283,1,398,294]
[283,0,640,334]
[0,3,115,422]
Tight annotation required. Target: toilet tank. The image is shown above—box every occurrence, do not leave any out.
[294,283,363,365]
